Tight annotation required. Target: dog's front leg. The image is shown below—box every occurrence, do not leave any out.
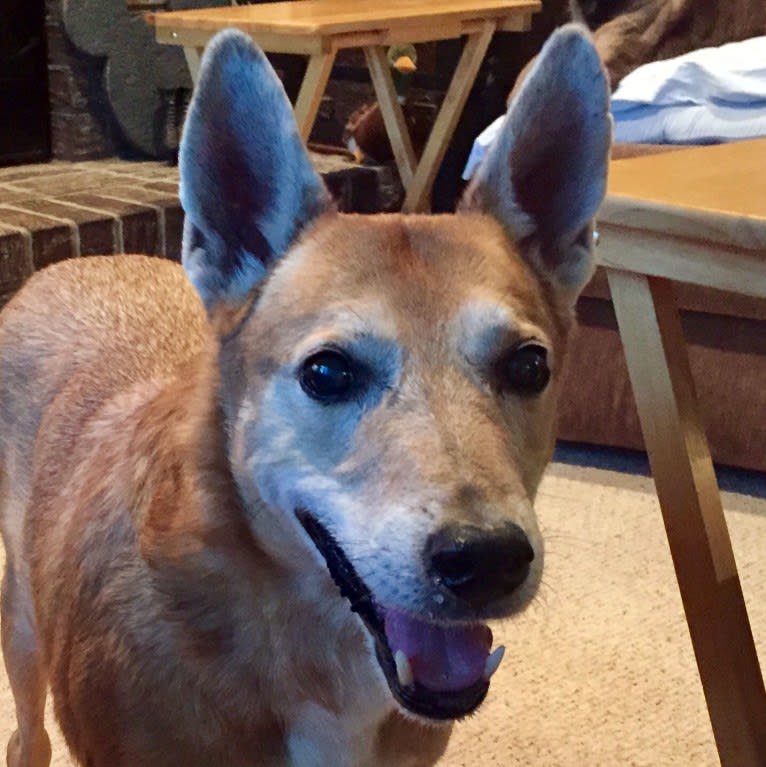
[285,703,354,767]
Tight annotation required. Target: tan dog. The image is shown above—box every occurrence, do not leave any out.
[0,25,610,767]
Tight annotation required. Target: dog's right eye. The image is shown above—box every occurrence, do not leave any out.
[300,350,356,403]
[493,343,550,396]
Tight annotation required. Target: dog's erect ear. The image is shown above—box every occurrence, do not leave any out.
[460,25,611,304]
[179,30,331,309]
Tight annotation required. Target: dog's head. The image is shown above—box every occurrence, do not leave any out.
[179,27,610,722]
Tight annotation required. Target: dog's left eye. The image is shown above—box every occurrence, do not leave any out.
[300,350,356,402]
[494,343,550,396]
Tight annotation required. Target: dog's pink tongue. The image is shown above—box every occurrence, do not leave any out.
[384,608,492,693]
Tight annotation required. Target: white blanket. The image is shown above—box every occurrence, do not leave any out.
[611,35,766,144]
[463,36,766,179]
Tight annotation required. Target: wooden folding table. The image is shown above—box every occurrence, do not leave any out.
[599,139,766,767]
[151,0,540,213]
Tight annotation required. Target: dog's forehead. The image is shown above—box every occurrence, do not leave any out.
[264,212,554,330]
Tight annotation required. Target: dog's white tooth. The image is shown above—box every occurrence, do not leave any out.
[483,645,506,681]
[394,650,414,687]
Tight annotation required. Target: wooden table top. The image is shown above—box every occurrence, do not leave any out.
[600,139,766,251]
[152,0,540,43]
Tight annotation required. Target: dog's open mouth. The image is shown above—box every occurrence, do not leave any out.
[296,510,504,721]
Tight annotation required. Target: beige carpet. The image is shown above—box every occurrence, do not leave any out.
[1,459,764,766]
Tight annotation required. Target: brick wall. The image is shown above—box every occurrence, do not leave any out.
[45,0,121,160]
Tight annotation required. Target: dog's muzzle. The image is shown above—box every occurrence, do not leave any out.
[296,510,527,721]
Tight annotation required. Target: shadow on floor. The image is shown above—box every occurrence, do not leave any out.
[554,441,766,501]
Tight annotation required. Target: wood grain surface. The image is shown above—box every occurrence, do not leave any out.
[151,0,540,38]
[602,139,766,248]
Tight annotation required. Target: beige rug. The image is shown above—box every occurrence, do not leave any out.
[1,459,764,766]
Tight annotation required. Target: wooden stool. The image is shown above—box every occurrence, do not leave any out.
[151,0,540,212]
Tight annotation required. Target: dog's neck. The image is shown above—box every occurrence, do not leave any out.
[135,340,261,567]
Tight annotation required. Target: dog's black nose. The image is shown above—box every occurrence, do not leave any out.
[425,522,534,608]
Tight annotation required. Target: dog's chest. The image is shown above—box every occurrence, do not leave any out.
[287,700,446,767]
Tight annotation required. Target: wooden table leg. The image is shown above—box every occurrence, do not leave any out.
[402,20,495,213]
[607,269,766,766]
[364,45,417,189]
[183,46,204,84]
[293,50,337,143]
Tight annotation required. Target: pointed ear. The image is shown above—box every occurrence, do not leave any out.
[460,24,611,304]
[179,30,332,310]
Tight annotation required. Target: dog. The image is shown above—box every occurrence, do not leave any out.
[0,24,610,767]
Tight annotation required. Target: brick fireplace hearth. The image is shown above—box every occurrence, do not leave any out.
[0,156,398,308]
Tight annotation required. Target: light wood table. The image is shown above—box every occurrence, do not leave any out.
[598,138,766,767]
[151,0,539,213]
